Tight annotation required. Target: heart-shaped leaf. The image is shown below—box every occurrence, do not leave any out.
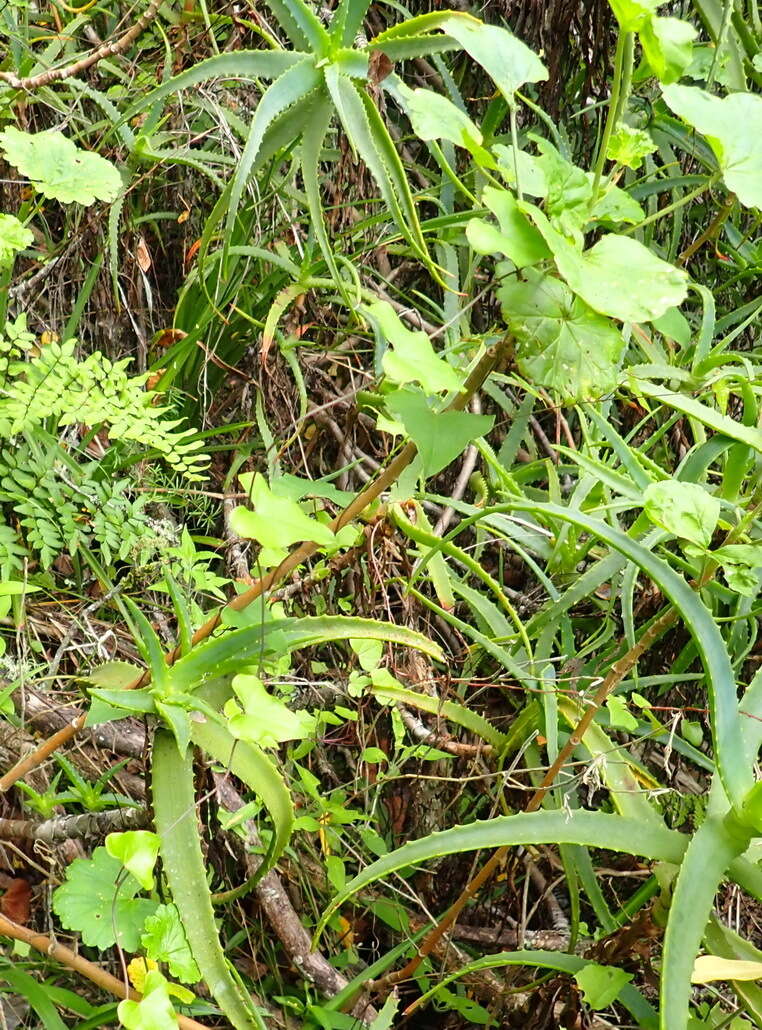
[231,473,335,549]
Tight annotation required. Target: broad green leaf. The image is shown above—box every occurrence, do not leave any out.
[106,831,161,891]
[715,544,762,597]
[127,958,194,1005]
[0,214,33,268]
[467,186,550,267]
[397,83,494,165]
[608,0,661,31]
[652,306,691,345]
[606,124,657,170]
[367,993,399,1030]
[606,695,640,732]
[230,472,335,549]
[317,810,685,936]
[368,300,462,393]
[0,128,121,205]
[589,178,644,225]
[575,963,634,1009]
[350,637,383,671]
[141,904,200,984]
[0,580,41,595]
[498,270,625,402]
[692,956,762,984]
[117,970,178,1030]
[643,480,720,548]
[225,672,316,748]
[641,16,696,84]
[384,388,494,477]
[493,144,548,197]
[533,137,592,240]
[525,205,689,323]
[685,44,736,89]
[52,847,156,951]
[440,15,547,99]
[661,85,762,208]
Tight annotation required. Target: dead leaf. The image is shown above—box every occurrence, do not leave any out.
[369,50,393,84]
[136,236,152,272]
[1,879,31,924]
[692,954,762,984]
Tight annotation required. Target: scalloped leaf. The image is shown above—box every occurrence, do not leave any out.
[52,847,156,951]
[0,214,33,269]
[0,127,121,204]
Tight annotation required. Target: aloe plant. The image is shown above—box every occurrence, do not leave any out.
[123,0,545,282]
[87,587,443,1030]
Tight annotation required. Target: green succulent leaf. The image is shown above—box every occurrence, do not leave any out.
[317,810,685,937]
[0,128,122,204]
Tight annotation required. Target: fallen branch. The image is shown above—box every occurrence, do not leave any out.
[0,913,209,1030]
[0,806,147,843]
[0,0,162,90]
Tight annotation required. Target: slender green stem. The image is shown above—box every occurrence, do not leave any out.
[623,174,721,234]
[591,31,632,205]
[613,31,634,126]
[707,0,734,88]
[509,102,522,202]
